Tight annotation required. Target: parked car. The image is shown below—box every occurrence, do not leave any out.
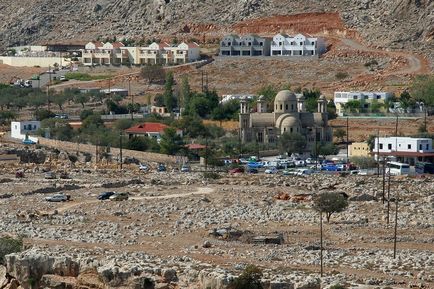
[180,164,190,172]
[44,171,56,179]
[15,170,24,178]
[265,167,278,174]
[45,194,70,202]
[296,169,314,176]
[109,192,129,201]
[294,160,306,167]
[97,191,115,200]
[59,75,67,81]
[139,163,149,171]
[157,163,166,172]
[22,139,36,145]
[247,168,258,174]
[229,167,244,174]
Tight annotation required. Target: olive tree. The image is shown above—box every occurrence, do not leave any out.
[313,192,349,223]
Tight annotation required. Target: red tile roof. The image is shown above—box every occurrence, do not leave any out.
[187,42,199,48]
[92,41,104,48]
[125,122,169,134]
[185,143,207,150]
[112,42,125,48]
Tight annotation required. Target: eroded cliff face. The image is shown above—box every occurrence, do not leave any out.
[0,0,432,53]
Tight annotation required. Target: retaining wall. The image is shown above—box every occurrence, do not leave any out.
[37,137,177,164]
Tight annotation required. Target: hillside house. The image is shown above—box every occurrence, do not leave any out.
[334,91,393,116]
[220,34,271,56]
[11,121,40,142]
[125,122,183,143]
[270,33,325,56]
[373,137,434,164]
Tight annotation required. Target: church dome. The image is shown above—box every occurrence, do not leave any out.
[274,90,297,103]
[281,116,300,128]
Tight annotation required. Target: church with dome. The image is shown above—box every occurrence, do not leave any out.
[239,90,333,152]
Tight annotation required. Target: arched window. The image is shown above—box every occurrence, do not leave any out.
[285,104,288,110]
[291,104,294,111]
[280,104,283,110]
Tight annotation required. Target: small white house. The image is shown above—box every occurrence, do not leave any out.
[11,121,40,142]
[373,137,434,164]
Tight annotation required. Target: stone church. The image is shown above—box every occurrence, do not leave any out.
[239,90,333,152]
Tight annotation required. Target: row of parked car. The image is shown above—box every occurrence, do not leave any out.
[139,163,191,173]
[44,191,129,202]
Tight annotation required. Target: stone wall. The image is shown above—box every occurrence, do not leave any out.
[37,137,177,164]
[0,56,67,67]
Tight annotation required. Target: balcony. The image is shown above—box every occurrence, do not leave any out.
[94,53,110,58]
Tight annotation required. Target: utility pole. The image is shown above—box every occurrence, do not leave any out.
[315,127,318,171]
[128,77,133,120]
[382,157,386,204]
[346,117,349,169]
[205,71,209,92]
[46,84,50,112]
[377,129,380,176]
[393,192,399,259]
[205,135,209,171]
[119,132,123,170]
[386,164,391,224]
[320,211,323,277]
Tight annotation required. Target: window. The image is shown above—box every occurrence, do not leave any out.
[285,104,288,110]
[408,144,411,149]
[376,95,381,99]
[258,132,263,142]
[379,144,383,149]
[353,96,358,99]
[426,144,429,150]
[419,144,422,150]
[280,104,283,110]
[388,144,392,150]
[259,42,263,46]
[290,128,293,133]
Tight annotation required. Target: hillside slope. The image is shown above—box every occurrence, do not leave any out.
[0,0,432,62]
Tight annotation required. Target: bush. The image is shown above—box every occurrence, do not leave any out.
[312,192,349,223]
[0,236,23,265]
[203,172,221,180]
[230,265,263,289]
[329,285,347,289]
[335,71,349,80]
[65,72,108,81]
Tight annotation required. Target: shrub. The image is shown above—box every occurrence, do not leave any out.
[230,265,263,289]
[329,285,347,289]
[335,72,349,80]
[203,172,221,180]
[312,192,349,222]
[0,236,23,265]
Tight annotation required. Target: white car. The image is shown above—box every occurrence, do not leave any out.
[45,194,69,202]
[295,160,306,167]
[296,169,313,176]
[139,163,149,171]
[265,167,278,174]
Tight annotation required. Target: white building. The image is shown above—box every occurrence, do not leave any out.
[270,33,326,56]
[334,91,393,116]
[11,121,40,142]
[373,137,434,164]
[118,41,200,65]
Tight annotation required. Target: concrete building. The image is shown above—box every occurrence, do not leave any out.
[349,142,371,157]
[81,41,125,66]
[270,33,326,56]
[220,34,271,56]
[239,90,332,153]
[373,137,434,164]
[119,42,200,65]
[334,91,393,116]
[11,121,40,142]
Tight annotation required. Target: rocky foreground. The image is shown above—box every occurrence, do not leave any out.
[0,146,433,289]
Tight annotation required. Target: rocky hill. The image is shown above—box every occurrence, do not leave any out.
[0,0,433,59]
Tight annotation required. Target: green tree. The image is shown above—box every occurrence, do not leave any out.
[327,101,338,119]
[312,192,349,222]
[257,85,277,108]
[81,113,104,130]
[127,136,148,151]
[350,156,376,169]
[399,90,415,111]
[160,127,183,155]
[0,236,23,265]
[74,93,90,108]
[278,132,306,155]
[333,128,346,143]
[318,142,338,158]
[0,111,17,125]
[52,93,68,111]
[410,75,434,108]
[231,265,263,289]
[141,65,166,84]
[34,109,55,121]
[344,100,360,113]
[370,99,383,113]
[180,75,192,110]
[163,72,176,112]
